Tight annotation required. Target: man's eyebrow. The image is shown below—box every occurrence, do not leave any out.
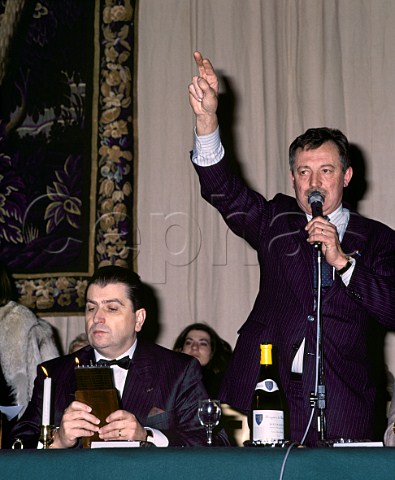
[86,298,125,306]
[295,163,336,172]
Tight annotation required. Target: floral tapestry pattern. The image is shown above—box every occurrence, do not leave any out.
[0,0,136,313]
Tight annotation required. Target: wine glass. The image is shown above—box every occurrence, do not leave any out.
[198,399,221,445]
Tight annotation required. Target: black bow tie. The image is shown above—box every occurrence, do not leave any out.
[96,356,131,370]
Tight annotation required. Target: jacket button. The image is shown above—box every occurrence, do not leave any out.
[307,315,315,322]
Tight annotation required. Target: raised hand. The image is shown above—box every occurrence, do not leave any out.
[188,51,219,135]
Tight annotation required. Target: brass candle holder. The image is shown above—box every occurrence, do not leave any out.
[40,425,56,449]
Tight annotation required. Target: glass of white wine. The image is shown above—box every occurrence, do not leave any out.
[198,399,221,445]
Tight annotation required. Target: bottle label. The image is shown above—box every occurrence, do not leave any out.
[254,379,279,392]
[252,409,284,442]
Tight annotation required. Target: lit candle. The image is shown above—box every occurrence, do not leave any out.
[41,367,51,426]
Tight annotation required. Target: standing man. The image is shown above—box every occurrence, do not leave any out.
[9,266,228,447]
[188,51,395,446]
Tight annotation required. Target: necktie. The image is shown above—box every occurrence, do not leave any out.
[97,356,131,370]
[317,215,334,288]
[313,248,333,289]
[321,257,334,287]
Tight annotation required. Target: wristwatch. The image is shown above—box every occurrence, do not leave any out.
[336,257,353,276]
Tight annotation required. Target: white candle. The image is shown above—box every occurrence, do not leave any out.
[42,373,52,426]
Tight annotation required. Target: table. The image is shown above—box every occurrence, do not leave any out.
[1,446,395,480]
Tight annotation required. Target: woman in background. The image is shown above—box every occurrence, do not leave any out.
[0,262,59,416]
[173,323,232,398]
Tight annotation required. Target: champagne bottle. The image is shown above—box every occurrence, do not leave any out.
[251,343,286,444]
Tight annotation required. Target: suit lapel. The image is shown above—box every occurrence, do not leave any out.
[339,210,367,258]
[285,210,316,292]
[319,209,367,301]
[121,342,155,419]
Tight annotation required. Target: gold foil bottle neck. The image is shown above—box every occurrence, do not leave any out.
[260,343,273,365]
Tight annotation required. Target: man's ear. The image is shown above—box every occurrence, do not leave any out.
[135,308,146,332]
[289,169,295,190]
[344,166,353,187]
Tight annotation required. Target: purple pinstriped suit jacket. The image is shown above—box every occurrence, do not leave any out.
[194,157,395,446]
[9,340,229,447]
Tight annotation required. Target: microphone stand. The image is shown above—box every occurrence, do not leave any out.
[313,242,327,441]
[308,191,327,443]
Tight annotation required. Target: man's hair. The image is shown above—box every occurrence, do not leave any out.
[85,266,145,312]
[289,127,350,172]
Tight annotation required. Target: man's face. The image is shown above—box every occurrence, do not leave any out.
[290,141,353,216]
[85,282,145,359]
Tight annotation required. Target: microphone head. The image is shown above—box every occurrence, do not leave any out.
[308,191,325,218]
[308,191,325,206]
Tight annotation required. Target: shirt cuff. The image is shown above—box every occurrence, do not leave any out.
[340,257,356,286]
[145,427,169,447]
[191,126,224,166]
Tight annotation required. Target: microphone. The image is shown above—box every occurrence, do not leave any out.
[308,191,325,218]
[308,191,325,249]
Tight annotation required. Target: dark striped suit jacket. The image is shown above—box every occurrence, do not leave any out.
[194,157,395,446]
[9,340,228,447]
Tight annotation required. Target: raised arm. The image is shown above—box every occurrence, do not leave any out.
[188,51,219,136]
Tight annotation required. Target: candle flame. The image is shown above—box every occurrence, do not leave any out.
[75,357,80,366]
[41,366,49,378]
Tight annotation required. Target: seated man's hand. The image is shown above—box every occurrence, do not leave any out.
[98,409,147,442]
[51,401,100,448]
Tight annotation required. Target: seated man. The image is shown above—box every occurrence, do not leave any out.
[9,266,228,448]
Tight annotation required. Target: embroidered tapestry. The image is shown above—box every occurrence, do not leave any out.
[0,0,137,313]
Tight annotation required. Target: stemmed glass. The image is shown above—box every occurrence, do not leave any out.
[198,399,221,446]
